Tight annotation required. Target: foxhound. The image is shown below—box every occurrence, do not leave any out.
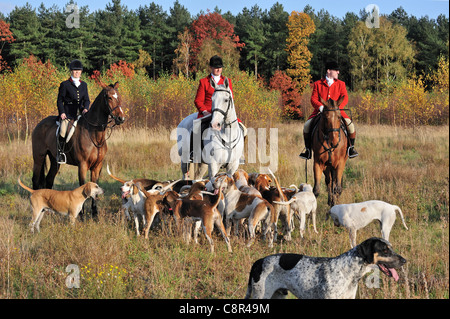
[327,200,409,248]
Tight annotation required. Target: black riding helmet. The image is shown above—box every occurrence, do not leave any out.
[69,59,83,71]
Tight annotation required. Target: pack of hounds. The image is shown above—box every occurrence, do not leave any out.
[17,166,408,299]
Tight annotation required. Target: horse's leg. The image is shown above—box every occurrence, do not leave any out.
[312,162,323,198]
[45,154,59,189]
[324,167,334,206]
[89,165,103,220]
[32,156,46,190]
[334,163,345,204]
[78,162,89,221]
[208,162,220,181]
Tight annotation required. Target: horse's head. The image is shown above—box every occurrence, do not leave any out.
[101,82,126,125]
[319,96,345,126]
[210,78,234,131]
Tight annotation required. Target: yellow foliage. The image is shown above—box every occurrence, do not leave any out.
[286,11,315,94]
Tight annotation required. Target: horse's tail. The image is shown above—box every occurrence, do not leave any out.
[106,164,126,184]
[394,205,409,230]
[18,177,34,194]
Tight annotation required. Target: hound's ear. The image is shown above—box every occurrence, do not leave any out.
[114,81,119,90]
[132,184,139,195]
[224,77,229,89]
[337,95,345,107]
[83,183,92,198]
[357,238,376,264]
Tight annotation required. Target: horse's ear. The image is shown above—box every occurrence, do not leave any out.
[114,81,119,90]
[224,77,229,89]
[210,77,216,89]
[337,95,345,107]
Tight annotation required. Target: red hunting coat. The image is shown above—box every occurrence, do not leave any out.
[309,78,350,120]
[194,74,241,123]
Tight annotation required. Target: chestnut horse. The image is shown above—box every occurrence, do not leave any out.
[31,82,125,216]
[311,96,349,206]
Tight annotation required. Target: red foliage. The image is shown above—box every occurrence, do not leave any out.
[189,11,244,69]
[23,55,57,81]
[269,70,303,119]
[0,20,15,72]
[106,60,135,79]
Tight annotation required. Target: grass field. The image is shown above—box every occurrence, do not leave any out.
[0,123,448,299]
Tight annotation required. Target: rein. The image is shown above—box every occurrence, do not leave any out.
[81,89,121,148]
[317,107,351,163]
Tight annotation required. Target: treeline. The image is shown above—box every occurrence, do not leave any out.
[0,0,448,91]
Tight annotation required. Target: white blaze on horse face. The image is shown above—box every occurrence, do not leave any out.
[112,92,118,100]
[211,91,226,131]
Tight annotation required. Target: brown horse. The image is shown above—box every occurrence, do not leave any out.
[311,96,349,206]
[31,82,125,216]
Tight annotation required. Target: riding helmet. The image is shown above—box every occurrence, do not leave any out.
[325,60,339,71]
[69,59,83,71]
[209,55,224,69]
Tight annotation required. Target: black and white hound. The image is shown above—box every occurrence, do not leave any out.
[245,237,406,299]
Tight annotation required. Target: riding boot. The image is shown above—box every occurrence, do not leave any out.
[57,135,67,164]
[348,136,359,158]
[299,133,312,160]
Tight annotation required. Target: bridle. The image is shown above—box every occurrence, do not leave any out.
[316,107,351,163]
[321,107,342,150]
[211,87,238,128]
[82,88,124,130]
[81,88,125,148]
[210,87,241,150]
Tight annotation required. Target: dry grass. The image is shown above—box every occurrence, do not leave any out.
[0,123,448,299]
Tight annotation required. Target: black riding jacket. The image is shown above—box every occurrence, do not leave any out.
[57,78,90,119]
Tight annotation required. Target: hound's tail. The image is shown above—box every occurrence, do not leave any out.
[394,206,409,230]
[106,163,126,184]
[18,177,34,193]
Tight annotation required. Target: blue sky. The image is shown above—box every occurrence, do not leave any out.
[1,0,448,18]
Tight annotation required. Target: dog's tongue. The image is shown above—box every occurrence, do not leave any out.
[122,191,129,199]
[390,268,399,281]
[214,188,219,195]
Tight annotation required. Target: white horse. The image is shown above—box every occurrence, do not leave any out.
[177,78,244,181]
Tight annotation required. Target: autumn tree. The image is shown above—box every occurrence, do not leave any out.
[269,70,302,118]
[348,16,415,91]
[0,19,15,71]
[286,11,315,94]
[173,27,193,77]
[189,11,244,73]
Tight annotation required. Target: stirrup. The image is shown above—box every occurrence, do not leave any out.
[299,148,311,160]
[347,146,359,158]
[57,152,67,165]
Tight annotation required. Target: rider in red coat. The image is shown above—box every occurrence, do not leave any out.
[194,55,241,123]
[299,61,358,159]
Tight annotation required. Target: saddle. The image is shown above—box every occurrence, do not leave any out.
[56,115,81,143]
